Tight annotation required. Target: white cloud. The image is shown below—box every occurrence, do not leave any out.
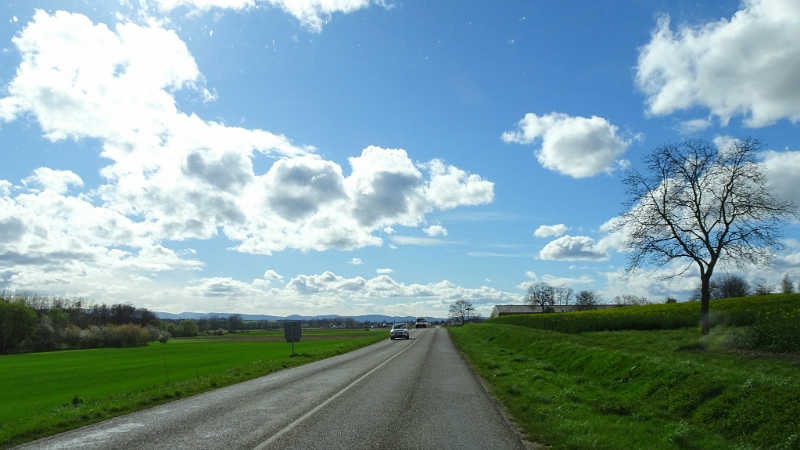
[422,159,494,209]
[0,184,202,293]
[534,223,568,238]
[376,268,393,274]
[713,135,739,151]
[763,150,800,207]
[516,273,594,291]
[678,118,712,134]
[502,112,633,178]
[151,0,389,33]
[348,258,363,265]
[263,270,283,281]
[539,235,610,261]
[391,236,446,246]
[423,225,448,237]
[0,11,493,263]
[23,168,83,194]
[636,0,800,127]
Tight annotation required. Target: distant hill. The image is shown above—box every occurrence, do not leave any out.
[155,312,446,323]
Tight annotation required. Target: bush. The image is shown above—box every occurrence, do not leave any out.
[0,299,38,354]
[176,320,199,337]
[111,324,150,347]
[735,317,800,353]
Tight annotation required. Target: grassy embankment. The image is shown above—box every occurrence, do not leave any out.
[450,295,800,449]
[0,329,385,448]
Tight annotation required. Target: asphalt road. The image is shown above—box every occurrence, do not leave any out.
[18,328,528,449]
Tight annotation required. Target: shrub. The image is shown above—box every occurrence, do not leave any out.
[735,316,800,353]
[0,299,38,354]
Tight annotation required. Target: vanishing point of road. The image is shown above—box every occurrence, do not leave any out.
[18,328,529,449]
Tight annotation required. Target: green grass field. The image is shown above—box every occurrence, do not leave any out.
[0,330,385,448]
[450,298,800,449]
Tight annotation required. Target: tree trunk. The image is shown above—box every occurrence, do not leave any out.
[700,273,711,335]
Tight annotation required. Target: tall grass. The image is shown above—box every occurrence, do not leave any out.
[450,324,800,449]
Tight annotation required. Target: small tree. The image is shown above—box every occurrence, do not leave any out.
[716,274,750,299]
[753,279,773,296]
[176,320,199,337]
[448,300,474,324]
[575,290,600,311]
[781,274,794,294]
[554,286,574,305]
[618,138,796,334]
[228,314,243,331]
[525,282,556,312]
[0,299,38,354]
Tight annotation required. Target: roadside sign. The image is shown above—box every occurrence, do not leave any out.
[283,320,302,355]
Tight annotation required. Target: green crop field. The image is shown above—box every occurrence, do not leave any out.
[0,330,385,448]
[450,296,800,449]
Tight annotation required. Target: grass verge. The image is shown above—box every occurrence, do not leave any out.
[0,331,385,448]
[449,324,800,449]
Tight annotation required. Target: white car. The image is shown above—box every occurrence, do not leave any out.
[390,323,410,340]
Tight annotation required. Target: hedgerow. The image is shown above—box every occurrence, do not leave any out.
[491,294,800,337]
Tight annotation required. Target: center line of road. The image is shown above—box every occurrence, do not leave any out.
[252,332,424,449]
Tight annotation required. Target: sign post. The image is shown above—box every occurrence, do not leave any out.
[283,320,302,355]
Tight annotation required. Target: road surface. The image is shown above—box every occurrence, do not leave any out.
[18,328,528,449]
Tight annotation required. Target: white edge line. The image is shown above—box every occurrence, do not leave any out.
[252,333,423,449]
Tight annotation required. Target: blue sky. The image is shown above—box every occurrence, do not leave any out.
[1,0,799,317]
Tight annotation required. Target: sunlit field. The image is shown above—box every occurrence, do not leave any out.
[451,295,800,449]
[0,330,385,448]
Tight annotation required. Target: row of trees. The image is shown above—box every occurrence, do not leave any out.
[0,290,158,328]
[0,292,174,354]
[524,282,605,311]
[690,273,798,300]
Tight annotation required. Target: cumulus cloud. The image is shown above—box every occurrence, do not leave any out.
[534,224,568,238]
[763,149,800,207]
[263,270,283,281]
[23,168,83,194]
[0,182,202,293]
[0,10,496,300]
[0,11,493,262]
[151,0,389,33]
[376,268,393,274]
[423,225,448,237]
[636,0,800,127]
[502,112,633,178]
[713,135,740,151]
[539,235,610,261]
[348,258,363,265]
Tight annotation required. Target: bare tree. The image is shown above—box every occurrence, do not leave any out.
[618,138,796,334]
[753,279,773,296]
[524,282,556,312]
[613,294,649,306]
[554,285,574,305]
[716,274,751,299]
[575,290,600,311]
[448,299,474,324]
